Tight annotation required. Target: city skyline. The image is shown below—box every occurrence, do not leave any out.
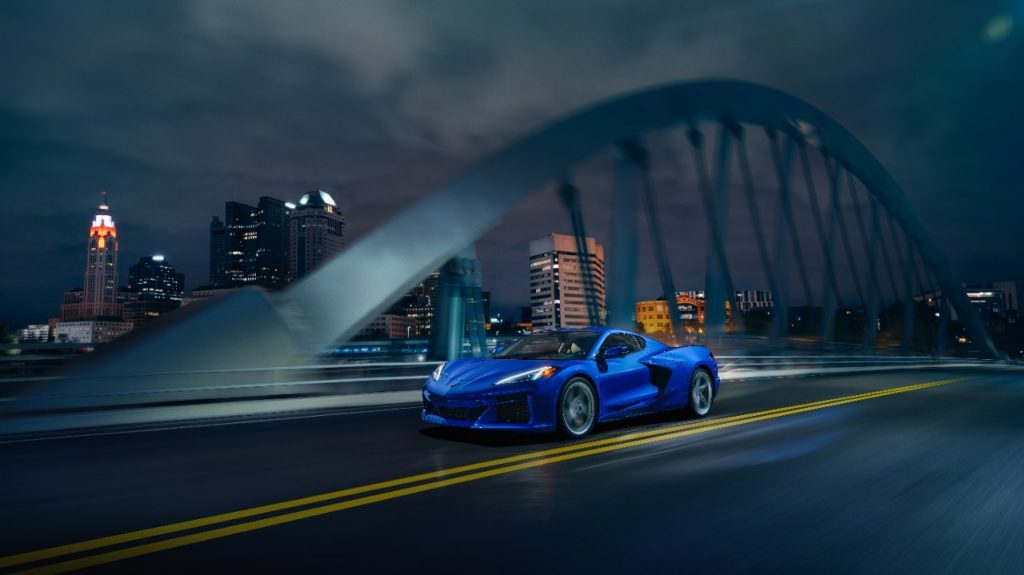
[4,186,1020,334]
[2,2,1023,330]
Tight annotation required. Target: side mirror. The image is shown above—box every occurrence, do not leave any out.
[602,345,630,360]
[492,343,506,356]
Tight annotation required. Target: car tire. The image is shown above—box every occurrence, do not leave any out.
[557,377,597,438]
[684,368,714,419]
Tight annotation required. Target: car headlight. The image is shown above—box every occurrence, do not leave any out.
[494,366,559,386]
[431,362,446,381]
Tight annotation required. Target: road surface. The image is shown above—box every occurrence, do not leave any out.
[1,368,1022,573]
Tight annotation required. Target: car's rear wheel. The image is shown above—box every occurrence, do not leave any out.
[558,378,596,438]
[684,368,714,418]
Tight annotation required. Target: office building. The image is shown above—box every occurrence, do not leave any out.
[58,193,124,327]
[966,281,1019,324]
[356,314,419,339]
[288,191,345,281]
[53,193,135,344]
[677,289,773,312]
[397,272,440,335]
[528,233,606,330]
[18,324,51,343]
[735,290,773,312]
[208,197,290,288]
[59,289,86,321]
[122,255,186,326]
[635,299,674,334]
[128,255,185,302]
[54,320,133,345]
[81,192,122,319]
[635,294,706,335]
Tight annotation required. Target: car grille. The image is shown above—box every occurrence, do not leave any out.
[495,396,531,423]
[437,406,486,421]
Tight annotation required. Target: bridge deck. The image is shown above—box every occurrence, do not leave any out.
[1,368,1021,573]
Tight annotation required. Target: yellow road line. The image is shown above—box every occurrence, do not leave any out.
[5,377,965,573]
[0,382,918,569]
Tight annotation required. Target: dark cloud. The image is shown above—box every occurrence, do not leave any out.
[1,0,1021,329]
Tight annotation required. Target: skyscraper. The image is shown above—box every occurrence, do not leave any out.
[128,255,185,301]
[397,271,440,335]
[288,191,345,281]
[208,197,290,288]
[124,255,185,327]
[55,192,132,343]
[528,233,606,330]
[82,192,121,319]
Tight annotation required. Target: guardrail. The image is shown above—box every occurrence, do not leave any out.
[0,355,1017,438]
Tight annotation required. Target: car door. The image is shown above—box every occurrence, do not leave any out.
[595,332,659,416]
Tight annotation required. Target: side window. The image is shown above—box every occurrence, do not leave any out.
[630,335,647,351]
[600,333,641,355]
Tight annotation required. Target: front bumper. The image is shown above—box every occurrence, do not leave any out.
[421,388,554,432]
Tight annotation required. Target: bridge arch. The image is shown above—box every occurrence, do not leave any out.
[281,79,997,358]
[11,79,997,415]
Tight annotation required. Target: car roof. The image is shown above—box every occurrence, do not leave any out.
[544,327,634,336]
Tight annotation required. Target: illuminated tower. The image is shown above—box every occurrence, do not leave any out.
[288,191,345,281]
[83,192,122,318]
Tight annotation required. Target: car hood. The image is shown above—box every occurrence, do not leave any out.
[432,358,576,396]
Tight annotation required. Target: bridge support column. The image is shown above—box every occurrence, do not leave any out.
[936,294,949,357]
[819,157,843,346]
[630,142,686,339]
[769,131,796,348]
[607,141,643,329]
[558,179,601,327]
[899,227,915,353]
[696,125,737,337]
[429,246,486,360]
[736,128,779,340]
[863,197,881,349]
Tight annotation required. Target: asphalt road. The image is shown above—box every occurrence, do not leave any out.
[1,368,1022,574]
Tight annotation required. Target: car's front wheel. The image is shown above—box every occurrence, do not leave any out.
[558,378,596,438]
[684,368,714,418]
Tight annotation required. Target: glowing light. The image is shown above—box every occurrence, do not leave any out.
[152,255,165,262]
[297,191,338,208]
[984,14,1013,43]
[92,214,115,228]
[318,191,337,207]
[90,210,117,250]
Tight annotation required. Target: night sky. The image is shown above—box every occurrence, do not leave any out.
[1,1,1022,330]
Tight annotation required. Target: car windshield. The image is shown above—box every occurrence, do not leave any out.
[494,331,599,360]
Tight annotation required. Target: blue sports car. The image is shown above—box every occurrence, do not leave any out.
[421,327,719,437]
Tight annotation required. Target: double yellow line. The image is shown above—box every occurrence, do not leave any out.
[2,376,966,574]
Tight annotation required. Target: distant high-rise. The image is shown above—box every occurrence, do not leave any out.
[288,191,345,281]
[59,288,86,321]
[82,192,122,319]
[397,271,440,335]
[528,233,606,330]
[128,255,185,301]
[208,197,289,288]
[965,281,1019,325]
[55,192,131,342]
[124,255,185,327]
